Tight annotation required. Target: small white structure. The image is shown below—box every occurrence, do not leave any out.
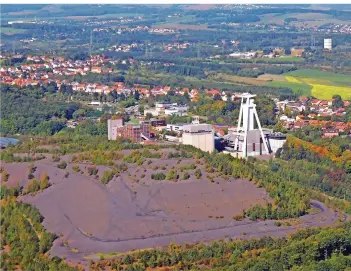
[192,116,200,124]
[144,108,159,117]
[324,38,332,50]
[182,124,214,153]
[232,93,269,157]
[164,105,188,116]
[268,133,287,153]
[107,119,124,140]
[166,123,185,132]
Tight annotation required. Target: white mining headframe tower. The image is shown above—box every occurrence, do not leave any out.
[232,93,270,158]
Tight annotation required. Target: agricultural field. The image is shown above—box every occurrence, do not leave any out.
[183,4,217,10]
[153,14,196,25]
[286,69,351,85]
[257,74,287,82]
[310,84,351,100]
[227,57,305,64]
[256,57,305,63]
[152,23,210,31]
[64,13,142,21]
[0,27,27,35]
[266,80,312,97]
[259,12,349,28]
[283,69,351,99]
[211,73,268,86]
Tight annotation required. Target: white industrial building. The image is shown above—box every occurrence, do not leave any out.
[224,93,286,158]
[107,118,124,140]
[164,105,189,116]
[182,123,215,153]
[324,38,332,50]
[144,108,159,117]
[166,123,186,133]
[268,132,287,153]
[144,102,188,117]
[229,51,257,59]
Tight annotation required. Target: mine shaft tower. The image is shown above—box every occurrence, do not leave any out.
[233,93,269,157]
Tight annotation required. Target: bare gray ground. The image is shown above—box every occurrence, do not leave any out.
[1,155,342,265]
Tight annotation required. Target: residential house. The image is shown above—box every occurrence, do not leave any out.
[91,66,102,73]
[322,129,339,138]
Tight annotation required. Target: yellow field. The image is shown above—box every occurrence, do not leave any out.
[284,75,351,100]
[285,76,302,83]
[310,84,351,100]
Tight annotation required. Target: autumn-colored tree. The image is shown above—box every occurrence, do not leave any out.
[39,173,50,191]
[1,167,9,182]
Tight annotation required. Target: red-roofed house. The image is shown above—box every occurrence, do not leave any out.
[320,100,332,107]
[91,66,102,73]
[310,99,321,106]
[322,129,339,138]
[206,89,221,97]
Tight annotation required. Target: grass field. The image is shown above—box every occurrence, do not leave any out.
[286,69,351,85]
[225,57,304,64]
[266,81,312,96]
[258,57,305,63]
[64,13,142,20]
[184,76,247,89]
[153,15,196,26]
[152,23,210,31]
[283,69,351,99]
[0,27,27,35]
[8,10,37,16]
[127,118,140,124]
[258,74,287,82]
[183,4,217,10]
[212,73,268,86]
[259,12,348,28]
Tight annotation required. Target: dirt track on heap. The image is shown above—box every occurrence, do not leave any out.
[1,154,344,264]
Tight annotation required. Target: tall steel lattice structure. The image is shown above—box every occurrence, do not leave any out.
[233,93,269,157]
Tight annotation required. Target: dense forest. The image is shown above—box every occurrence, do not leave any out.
[0,82,280,136]
[90,223,351,270]
[0,84,83,136]
[275,128,351,202]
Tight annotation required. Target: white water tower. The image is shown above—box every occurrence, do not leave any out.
[324,38,332,50]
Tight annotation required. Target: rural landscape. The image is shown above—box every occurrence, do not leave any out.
[1,3,351,271]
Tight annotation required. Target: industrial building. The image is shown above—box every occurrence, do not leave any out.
[226,128,271,158]
[107,118,124,140]
[108,118,150,142]
[144,102,188,117]
[182,123,215,153]
[164,105,189,116]
[166,123,186,133]
[324,38,332,50]
[268,132,287,153]
[223,93,286,158]
[141,118,166,127]
[118,123,150,142]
